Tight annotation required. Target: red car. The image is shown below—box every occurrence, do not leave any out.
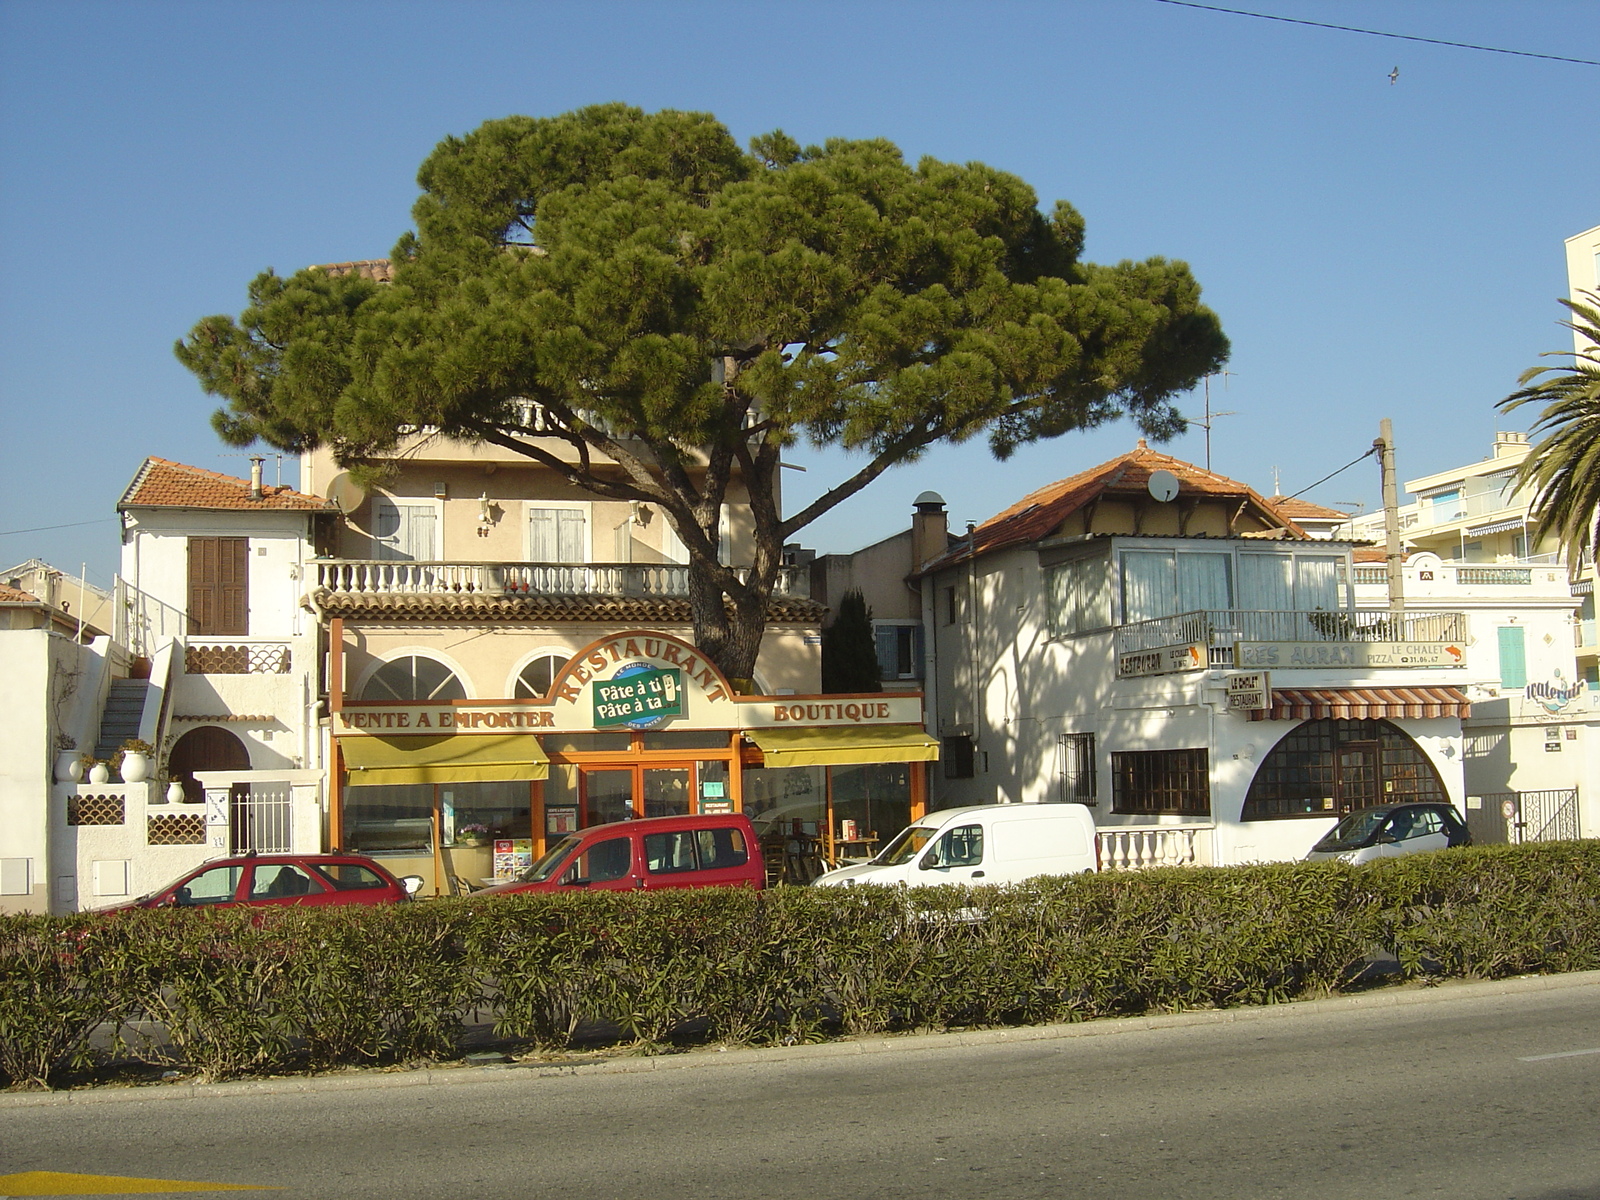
[113,852,424,911]
[474,812,765,896]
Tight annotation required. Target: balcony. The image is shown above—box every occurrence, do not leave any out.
[314,560,809,600]
[1115,609,1468,676]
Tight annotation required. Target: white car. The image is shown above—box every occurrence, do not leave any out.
[812,803,1098,887]
[1303,802,1471,866]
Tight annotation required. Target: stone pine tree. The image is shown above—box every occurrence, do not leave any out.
[821,590,884,694]
[176,104,1230,684]
[1497,292,1600,567]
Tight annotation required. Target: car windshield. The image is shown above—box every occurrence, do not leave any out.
[518,835,581,883]
[1313,809,1391,852]
[874,823,938,866]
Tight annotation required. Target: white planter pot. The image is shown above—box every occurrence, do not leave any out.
[88,763,111,785]
[56,752,84,783]
[167,780,187,804]
[120,752,150,783]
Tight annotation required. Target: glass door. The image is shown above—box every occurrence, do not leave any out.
[643,767,690,818]
[580,768,635,827]
[1335,743,1379,813]
[579,763,701,823]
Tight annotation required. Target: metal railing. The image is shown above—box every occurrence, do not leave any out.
[1115,608,1469,658]
[113,577,187,660]
[315,560,807,599]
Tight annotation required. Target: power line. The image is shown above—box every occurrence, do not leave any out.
[1152,0,1600,68]
[1284,447,1377,503]
[0,517,116,538]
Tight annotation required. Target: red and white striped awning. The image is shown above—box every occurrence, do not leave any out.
[1249,686,1471,721]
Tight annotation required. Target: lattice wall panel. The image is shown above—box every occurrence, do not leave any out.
[147,813,206,845]
[68,794,125,826]
[186,644,291,675]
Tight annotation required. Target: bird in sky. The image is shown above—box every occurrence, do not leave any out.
[1389,65,1400,84]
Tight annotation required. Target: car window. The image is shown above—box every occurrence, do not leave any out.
[177,865,243,905]
[695,826,748,870]
[567,836,631,883]
[925,824,983,868]
[249,864,320,900]
[1410,809,1445,838]
[313,863,389,891]
[645,831,698,874]
[877,824,938,866]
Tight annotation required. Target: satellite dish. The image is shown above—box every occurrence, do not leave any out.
[327,473,367,515]
[1147,470,1180,503]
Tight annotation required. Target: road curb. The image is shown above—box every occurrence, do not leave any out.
[6,969,1598,1109]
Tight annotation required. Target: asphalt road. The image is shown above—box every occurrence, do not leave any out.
[4,975,1599,1199]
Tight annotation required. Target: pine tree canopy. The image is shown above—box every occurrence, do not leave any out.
[176,103,1230,680]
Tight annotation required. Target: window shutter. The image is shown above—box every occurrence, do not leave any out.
[1497,627,1527,689]
[556,510,586,563]
[188,537,248,636]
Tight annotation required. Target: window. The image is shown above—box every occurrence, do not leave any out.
[1237,553,1340,613]
[874,622,924,680]
[1120,550,1232,622]
[372,500,436,561]
[361,656,467,702]
[176,865,243,905]
[568,837,631,883]
[1048,557,1110,636]
[528,505,588,563]
[1111,748,1210,815]
[645,830,699,874]
[1060,732,1097,804]
[187,537,248,636]
[1497,627,1527,689]
[249,864,317,900]
[1241,719,1449,819]
[643,827,750,874]
[925,824,983,867]
[314,863,388,891]
[942,734,975,779]
[943,585,962,625]
[695,826,748,870]
[513,652,569,699]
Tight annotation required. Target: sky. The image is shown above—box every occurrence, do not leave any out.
[1,0,1596,587]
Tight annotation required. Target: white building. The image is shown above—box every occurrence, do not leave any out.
[918,442,1478,868]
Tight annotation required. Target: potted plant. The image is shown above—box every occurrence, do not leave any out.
[82,755,110,785]
[55,735,83,783]
[163,772,187,804]
[117,738,155,783]
[455,822,491,847]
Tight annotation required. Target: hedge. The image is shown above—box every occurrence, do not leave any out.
[3,841,1598,1090]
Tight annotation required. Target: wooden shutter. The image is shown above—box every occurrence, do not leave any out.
[188,537,249,636]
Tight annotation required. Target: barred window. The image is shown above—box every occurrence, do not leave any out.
[1061,732,1097,804]
[1111,748,1210,815]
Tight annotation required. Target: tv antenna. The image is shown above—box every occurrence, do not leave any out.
[1187,372,1237,471]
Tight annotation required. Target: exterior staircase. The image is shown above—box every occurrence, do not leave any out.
[94,679,150,760]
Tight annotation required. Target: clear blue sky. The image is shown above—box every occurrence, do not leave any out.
[2,0,1595,585]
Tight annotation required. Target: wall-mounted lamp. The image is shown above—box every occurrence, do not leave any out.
[477,493,496,537]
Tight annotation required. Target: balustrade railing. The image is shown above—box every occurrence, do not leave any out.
[1097,825,1212,870]
[315,560,806,599]
[1115,608,1468,660]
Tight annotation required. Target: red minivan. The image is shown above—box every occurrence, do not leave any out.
[474,812,765,896]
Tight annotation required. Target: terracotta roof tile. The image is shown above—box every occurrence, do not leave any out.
[0,583,42,604]
[1264,495,1350,521]
[920,440,1306,572]
[120,459,329,512]
[314,590,825,624]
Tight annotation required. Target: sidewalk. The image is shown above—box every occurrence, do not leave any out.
[6,969,1597,1110]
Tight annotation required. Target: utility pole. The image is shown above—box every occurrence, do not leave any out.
[1376,418,1404,619]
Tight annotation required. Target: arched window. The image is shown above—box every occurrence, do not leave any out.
[360,655,467,702]
[512,652,569,700]
[1242,719,1448,820]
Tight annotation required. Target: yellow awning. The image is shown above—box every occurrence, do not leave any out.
[745,725,940,768]
[340,734,549,786]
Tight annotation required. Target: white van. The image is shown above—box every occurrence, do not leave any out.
[811,803,1098,888]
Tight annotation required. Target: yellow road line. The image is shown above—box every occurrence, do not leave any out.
[0,1171,272,1195]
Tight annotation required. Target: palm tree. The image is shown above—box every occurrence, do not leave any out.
[1496,292,1600,569]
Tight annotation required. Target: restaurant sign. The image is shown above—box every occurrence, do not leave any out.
[1117,643,1206,678]
[1227,672,1271,711]
[1236,642,1465,669]
[593,664,684,729]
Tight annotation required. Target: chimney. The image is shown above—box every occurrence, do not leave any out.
[249,456,264,500]
[911,491,948,569]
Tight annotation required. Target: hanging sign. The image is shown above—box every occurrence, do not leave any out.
[1227,672,1272,711]
[593,663,684,729]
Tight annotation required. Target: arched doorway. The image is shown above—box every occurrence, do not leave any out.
[1242,719,1449,821]
[167,725,251,803]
